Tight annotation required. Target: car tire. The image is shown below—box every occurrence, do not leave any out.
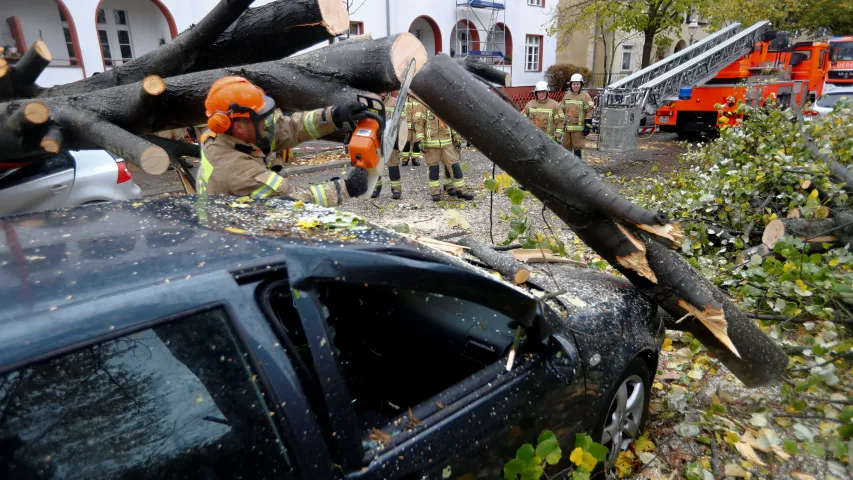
[591,357,651,470]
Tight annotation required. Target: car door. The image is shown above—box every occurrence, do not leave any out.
[0,153,75,216]
[274,246,587,480]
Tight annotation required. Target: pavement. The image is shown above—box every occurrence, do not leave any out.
[134,134,687,254]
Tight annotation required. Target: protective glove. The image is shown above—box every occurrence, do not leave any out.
[582,119,592,137]
[343,166,369,197]
[332,102,370,128]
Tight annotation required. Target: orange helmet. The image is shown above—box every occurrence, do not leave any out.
[204,76,275,133]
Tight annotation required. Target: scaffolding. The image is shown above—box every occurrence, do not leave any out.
[454,0,506,65]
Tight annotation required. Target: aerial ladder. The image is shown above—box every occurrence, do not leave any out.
[597,21,773,151]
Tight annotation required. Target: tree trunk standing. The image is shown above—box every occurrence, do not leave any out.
[0,34,425,165]
[410,54,788,387]
[33,0,349,99]
[641,29,656,68]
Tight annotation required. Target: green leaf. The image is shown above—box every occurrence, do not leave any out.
[537,430,557,445]
[460,161,472,173]
[485,178,499,192]
[504,458,525,480]
[804,441,825,457]
[506,187,526,205]
[829,439,848,459]
[841,406,853,422]
[535,438,562,465]
[750,254,763,266]
[574,433,592,451]
[392,223,410,234]
[839,423,853,440]
[516,443,536,462]
[520,464,544,480]
[571,472,591,480]
[586,442,609,462]
[783,439,799,455]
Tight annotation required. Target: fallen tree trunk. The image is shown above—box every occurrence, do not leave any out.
[455,58,510,87]
[0,34,425,167]
[33,0,350,99]
[457,236,530,284]
[411,54,787,387]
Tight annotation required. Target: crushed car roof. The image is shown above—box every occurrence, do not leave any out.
[0,195,436,319]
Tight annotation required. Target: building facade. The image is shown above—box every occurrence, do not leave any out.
[1,0,558,90]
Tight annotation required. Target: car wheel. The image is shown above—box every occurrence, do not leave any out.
[593,357,651,469]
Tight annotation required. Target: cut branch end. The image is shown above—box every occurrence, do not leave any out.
[142,75,166,96]
[677,299,740,358]
[318,0,350,34]
[391,33,428,82]
[141,146,171,175]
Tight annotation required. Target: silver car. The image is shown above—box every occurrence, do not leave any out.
[0,150,141,217]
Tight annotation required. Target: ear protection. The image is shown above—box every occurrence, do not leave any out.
[207,112,232,133]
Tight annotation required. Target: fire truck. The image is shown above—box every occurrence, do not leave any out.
[653,34,828,138]
[825,35,853,91]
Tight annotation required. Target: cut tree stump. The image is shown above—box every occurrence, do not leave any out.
[0,34,426,166]
[457,237,530,284]
[411,53,787,387]
[32,0,349,99]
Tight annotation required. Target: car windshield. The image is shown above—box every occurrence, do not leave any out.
[831,42,853,61]
[816,92,853,108]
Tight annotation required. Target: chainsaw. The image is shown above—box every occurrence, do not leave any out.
[347,58,417,199]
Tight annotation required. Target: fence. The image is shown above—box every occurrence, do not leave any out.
[500,88,602,111]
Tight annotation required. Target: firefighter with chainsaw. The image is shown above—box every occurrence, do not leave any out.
[414,103,474,201]
[197,76,369,205]
[371,91,405,199]
[522,81,566,142]
[401,97,422,166]
[560,73,594,159]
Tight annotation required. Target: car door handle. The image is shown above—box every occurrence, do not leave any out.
[51,184,69,194]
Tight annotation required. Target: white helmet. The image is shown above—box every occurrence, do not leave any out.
[533,81,549,93]
[569,73,584,84]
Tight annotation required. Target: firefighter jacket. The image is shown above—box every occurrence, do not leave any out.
[405,99,421,131]
[560,91,594,132]
[197,107,348,207]
[522,98,566,139]
[414,105,458,148]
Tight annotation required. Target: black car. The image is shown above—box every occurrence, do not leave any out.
[0,196,663,480]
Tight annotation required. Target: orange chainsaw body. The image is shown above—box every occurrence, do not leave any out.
[349,117,382,170]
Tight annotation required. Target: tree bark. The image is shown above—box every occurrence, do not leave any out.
[457,237,530,284]
[641,29,656,68]
[40,124,63,153]
[7,101,50,131]
[33,0,349,99]
[10,40,52,96]
[410,54,788,387]
[0,34,425,164]
[0,59,12,99]
[412,55,668,230]
[455,58,510,87]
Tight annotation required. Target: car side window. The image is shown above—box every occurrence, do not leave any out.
[0,153,74,189]
[0,308,296,479]
[269,282,523,449]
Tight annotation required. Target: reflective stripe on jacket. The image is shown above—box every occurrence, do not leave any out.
[414,105,455,148]
[561,92,594,131]
[522,99,565,138]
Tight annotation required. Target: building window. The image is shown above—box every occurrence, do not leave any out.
[349,22,363,36]
[97,8,107,24]
[413,28,422,39]
[59,7,77,65]
[525,35,542,71]
[621,45,633,71]
[114,10,128,26]
[528,0,544,6]
[98,29,113,66]
[117,30,133,60]
[457,31,470,55]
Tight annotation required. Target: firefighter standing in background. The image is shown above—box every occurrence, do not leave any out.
[560,73,595,159]
[522,81,566,142]
[371,91,405,200]
[198,76,369,205]
[401,97,422,166]
[414,103,474,201]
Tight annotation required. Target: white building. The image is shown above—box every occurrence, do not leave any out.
[1,0,558,90]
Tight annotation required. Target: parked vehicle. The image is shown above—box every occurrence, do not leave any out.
[0,196,663,479]
[809,87,853,117]
[826,35,853,91]
[655,37,829,139]
[0,149,141,217]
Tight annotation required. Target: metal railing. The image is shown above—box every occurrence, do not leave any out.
[588,73,630,88]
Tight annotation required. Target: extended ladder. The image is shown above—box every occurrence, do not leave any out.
[601,21,772,114]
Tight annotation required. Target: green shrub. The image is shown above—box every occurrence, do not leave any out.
[545,64,593,92]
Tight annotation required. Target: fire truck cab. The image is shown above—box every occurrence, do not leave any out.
[826,36,853,92]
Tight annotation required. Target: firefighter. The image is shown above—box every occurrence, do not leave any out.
[560,73,595,159]
[371,91,404,200]
[522,81,566,141]
[198,76,369,205]
[414,103,474,201]
[401,97,422,166]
